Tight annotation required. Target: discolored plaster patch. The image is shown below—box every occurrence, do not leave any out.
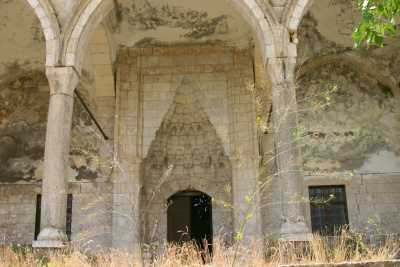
[0,63,112,183]
[306,0,359,47]
[297,13,347,65]
[0,0,45,72]
[69,92,113,182]
[297,63,400,173]
[0,62,48,183]
[110,0,253,47]
[115,1,228,39]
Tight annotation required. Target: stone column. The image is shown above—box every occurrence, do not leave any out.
[227,66,263,245]
[232,157,262,244]
[112,63,142,260]
[33,67,79,248]
[111,158,142,256]
[270,54,311,240]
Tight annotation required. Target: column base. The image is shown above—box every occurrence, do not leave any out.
[32,227,68,248]
[279,219,312,242]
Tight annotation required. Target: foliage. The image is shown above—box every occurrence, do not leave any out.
[354,0,400,47]
[0,232,398,267]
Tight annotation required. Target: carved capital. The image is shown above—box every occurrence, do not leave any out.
[46,67,79,97]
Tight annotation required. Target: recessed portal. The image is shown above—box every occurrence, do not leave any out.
[167,191,212,251]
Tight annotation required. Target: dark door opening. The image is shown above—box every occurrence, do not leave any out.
[167,190,212,252]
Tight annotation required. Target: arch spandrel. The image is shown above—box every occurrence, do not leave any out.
[62,0,279,76]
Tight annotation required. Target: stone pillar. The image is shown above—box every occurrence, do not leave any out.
[232,157,263,244]
[111,158,142,256]
[270,54,311,240]
[33,67,79,248]
[227,66,263,244]
[112,62,142,260]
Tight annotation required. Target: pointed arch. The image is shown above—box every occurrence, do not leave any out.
[285,0,314,32]
[26,0,60,66]
[296,53,399,97]
[62,0,279,74]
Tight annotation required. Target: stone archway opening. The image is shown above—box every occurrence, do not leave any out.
[167,190,213,253]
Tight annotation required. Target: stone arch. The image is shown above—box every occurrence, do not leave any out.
[285,0,314,32]
[296,53,399,97]
[62,0,114,71]
[62,0,278,74]
[25,0,60,66]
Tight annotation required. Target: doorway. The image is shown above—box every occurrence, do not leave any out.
[167,190,212,251]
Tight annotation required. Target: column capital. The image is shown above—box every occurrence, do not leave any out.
[46,66,79,96]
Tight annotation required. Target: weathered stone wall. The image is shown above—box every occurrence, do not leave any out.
[69,182,113,251]
[0,184,39,244]
[0,101,114,248]
[0,1,115,246]
[114,44,258,249]
[294,0,400,235]
[0,183,112,250]
[1,0,400,250]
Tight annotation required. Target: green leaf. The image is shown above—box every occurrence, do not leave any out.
[354,0,400,47]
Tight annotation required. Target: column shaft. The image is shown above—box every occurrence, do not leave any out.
[111,160,141,253]
[272,79,310,241]
[232,158,262,243]
[33,67,79,248]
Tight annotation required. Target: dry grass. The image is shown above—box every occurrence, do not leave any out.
[0,232,398,267]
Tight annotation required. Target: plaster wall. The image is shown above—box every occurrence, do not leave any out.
[0,0,45,73]
[109,0,253,47]
[291,0,400,236]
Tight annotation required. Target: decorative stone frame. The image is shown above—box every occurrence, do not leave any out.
[303,174,360,233]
